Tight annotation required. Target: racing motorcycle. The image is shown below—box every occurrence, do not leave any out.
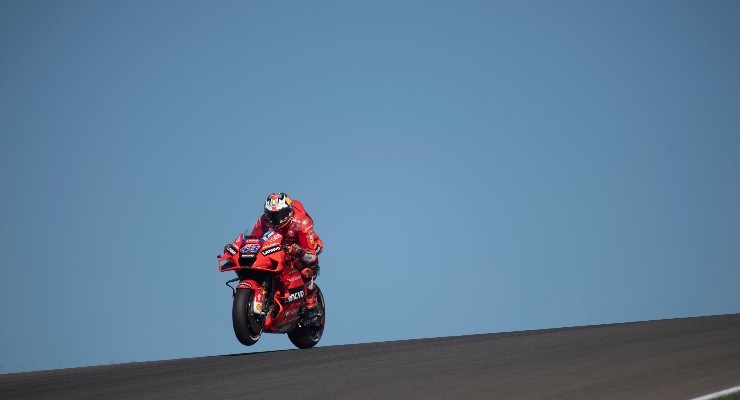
[217,230,325,349]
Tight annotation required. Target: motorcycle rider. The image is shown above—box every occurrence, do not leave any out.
[227,192,323,312]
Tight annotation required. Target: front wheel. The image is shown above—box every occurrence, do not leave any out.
[232,289,262,346]
[288,286,325,349]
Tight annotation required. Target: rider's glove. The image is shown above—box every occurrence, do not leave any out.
[224,243,238,256]
[300,266,319,279]
[285,244,305,258]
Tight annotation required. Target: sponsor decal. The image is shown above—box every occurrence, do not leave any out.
[253,292,263,313]
[262,230,275,241]
[287,230,295,237]
[237,282,252,289]
[286,288,305,303]
[254,302,262,313]
[261,246,281,256]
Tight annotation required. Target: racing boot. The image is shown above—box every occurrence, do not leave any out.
[300,294,322,327]
[304,289,318,310]
[300,267,318,311]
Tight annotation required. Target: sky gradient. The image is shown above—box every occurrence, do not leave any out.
[1,0,739,373]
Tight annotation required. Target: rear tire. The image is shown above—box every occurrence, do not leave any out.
[288,286,325,349]
[232,289,262,346]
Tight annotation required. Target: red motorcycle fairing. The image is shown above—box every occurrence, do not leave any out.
[217,233,306,333]
[264,267,305,333]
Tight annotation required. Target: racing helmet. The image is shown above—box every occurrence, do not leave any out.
[263,192,294,228]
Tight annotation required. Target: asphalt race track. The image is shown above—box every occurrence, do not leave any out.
[2,314,739,400]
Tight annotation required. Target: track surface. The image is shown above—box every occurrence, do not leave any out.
[2,314,739,399]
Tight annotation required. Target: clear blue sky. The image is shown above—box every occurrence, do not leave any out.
[1,0,739,373]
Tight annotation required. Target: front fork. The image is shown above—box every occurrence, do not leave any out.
[226,277,270,316]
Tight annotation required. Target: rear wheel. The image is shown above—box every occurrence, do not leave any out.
[232,289,262,346]
[288,286,325,349]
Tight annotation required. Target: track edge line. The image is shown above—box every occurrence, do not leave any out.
[690,385,740,400]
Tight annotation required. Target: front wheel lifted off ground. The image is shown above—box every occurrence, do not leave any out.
[232,288,262,346]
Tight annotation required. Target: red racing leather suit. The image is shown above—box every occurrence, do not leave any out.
[248,199,323,271]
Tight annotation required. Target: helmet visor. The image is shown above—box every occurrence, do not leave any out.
[265,207,292,226]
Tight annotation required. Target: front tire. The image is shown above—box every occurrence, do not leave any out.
[232,289,262,346]
[288,286,325,349]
